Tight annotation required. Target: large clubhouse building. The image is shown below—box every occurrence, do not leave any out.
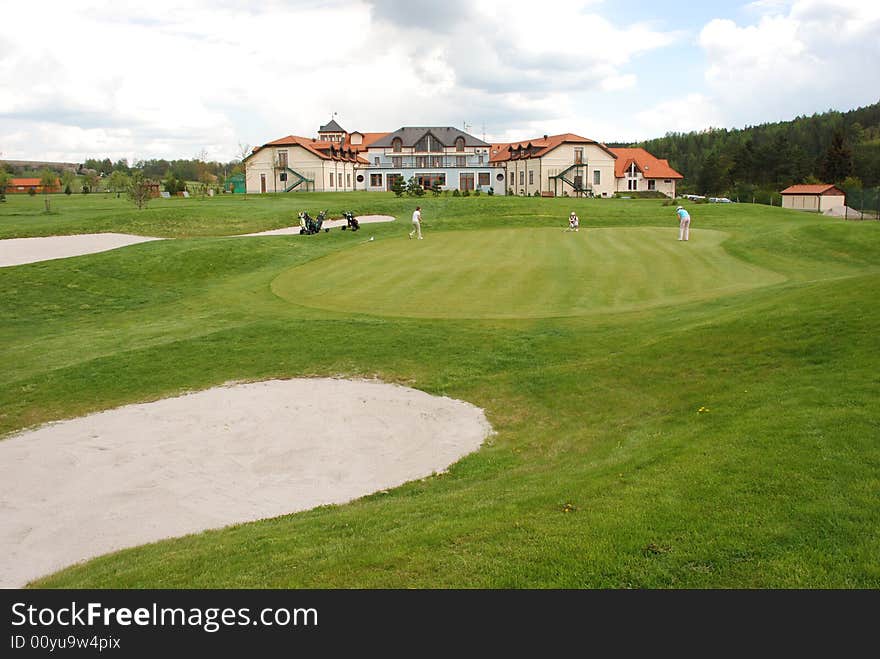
[244,120,682,197]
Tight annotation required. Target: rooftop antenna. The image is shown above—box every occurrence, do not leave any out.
[481,123,486,142]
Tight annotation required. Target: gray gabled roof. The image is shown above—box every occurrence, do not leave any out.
[319,119,346,133]
[370,127,489,148]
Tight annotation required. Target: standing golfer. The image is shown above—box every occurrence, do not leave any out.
[409,206,423,240]
[676,205,691,241]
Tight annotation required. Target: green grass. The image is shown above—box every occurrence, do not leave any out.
[1,192,879,588]
[273,227,784,318]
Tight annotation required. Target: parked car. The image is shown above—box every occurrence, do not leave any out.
[708,197,732,203]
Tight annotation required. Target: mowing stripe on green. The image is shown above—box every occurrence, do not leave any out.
[271,227,786,319]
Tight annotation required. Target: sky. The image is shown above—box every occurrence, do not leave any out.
[1,0,878,164]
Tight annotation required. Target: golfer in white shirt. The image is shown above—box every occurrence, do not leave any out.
[409,206,423,240]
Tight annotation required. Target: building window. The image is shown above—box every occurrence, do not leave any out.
[647,179,655,190]
[392,156,402,168]
[416,156,427,168]
[496,172,505,181]
[356,174,364,183]
[374,157,380,165]
[329,173,334,187]
[593,170,600,185]
[414,134,442,152]
[478,172,490,187]
[386,174,403,192]
[347,173,351,188]
[478,155,484,164]
[528,170,534,185]
[459,173,474,191]
[431,156,443,168]
[664,179,671,183]
[338,173,343,188]
[416,173,446,188]
[455,137,465,152]
[628,179,637,191]
[370,174,383,187]
[392,138,402,153]
[456,156,466,167]
[574,147,583,164]
[519,171,524,185]
[277,150,288,168]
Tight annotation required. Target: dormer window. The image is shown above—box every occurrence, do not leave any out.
[455,137,465,152]
[392,138,402,153]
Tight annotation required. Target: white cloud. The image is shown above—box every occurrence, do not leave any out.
[635,93,726,136]
[696,0,880,128]
[0,0,679,160]
[7,0,876,162]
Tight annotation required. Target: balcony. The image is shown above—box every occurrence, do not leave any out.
[365,154,488,169]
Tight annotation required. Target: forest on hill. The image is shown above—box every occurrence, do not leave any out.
[615,101,880,203]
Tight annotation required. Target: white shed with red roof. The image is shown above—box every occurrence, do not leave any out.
[780,184,846,213]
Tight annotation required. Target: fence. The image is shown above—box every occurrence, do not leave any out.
[839,185,880,220]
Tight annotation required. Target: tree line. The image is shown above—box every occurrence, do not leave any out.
[613,100,880,201]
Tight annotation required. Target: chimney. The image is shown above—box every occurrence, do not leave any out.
[543,134,548,140]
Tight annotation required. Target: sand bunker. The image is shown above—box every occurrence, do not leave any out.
[0,378,491,588]
[238,214,395,236]
[0,233,161,268]
[0,216,395,266]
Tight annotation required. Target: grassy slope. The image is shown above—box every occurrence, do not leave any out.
[1,192,878,588]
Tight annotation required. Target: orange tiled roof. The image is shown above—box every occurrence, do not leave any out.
[609,148,683,179]
[780,184,844,195]
[342,132,389,152]
[489,133,616,163]
[255,135,364,162]
[10,178,58,186]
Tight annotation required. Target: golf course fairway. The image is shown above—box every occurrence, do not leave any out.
[272,227,785,318]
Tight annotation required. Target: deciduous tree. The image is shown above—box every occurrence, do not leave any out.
[39,168,56,212]
[127,170,153,209]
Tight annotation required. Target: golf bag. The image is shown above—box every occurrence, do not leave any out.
[298,211,326,235]
[341,211,359,231]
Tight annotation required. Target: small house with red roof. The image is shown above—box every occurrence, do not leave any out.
[609,147,683,198]
[780,184,846,213]
[6,177,61,194]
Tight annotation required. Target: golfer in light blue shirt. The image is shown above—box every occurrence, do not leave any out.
[676,206,691,241]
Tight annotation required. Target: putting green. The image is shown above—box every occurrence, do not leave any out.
[271,227,785,319]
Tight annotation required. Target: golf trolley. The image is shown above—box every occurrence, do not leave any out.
[340,211,360,231]
[299,209,329,235]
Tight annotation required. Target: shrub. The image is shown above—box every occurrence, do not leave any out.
[28,187,36,196]
[474,188,481,196]
[462,188,470,197]
[390,176,406,197]
[64,184,72,195]
[487,187,494,196]
[405,176,424,197]
[82,185,90,194]
[453,189,461,197]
